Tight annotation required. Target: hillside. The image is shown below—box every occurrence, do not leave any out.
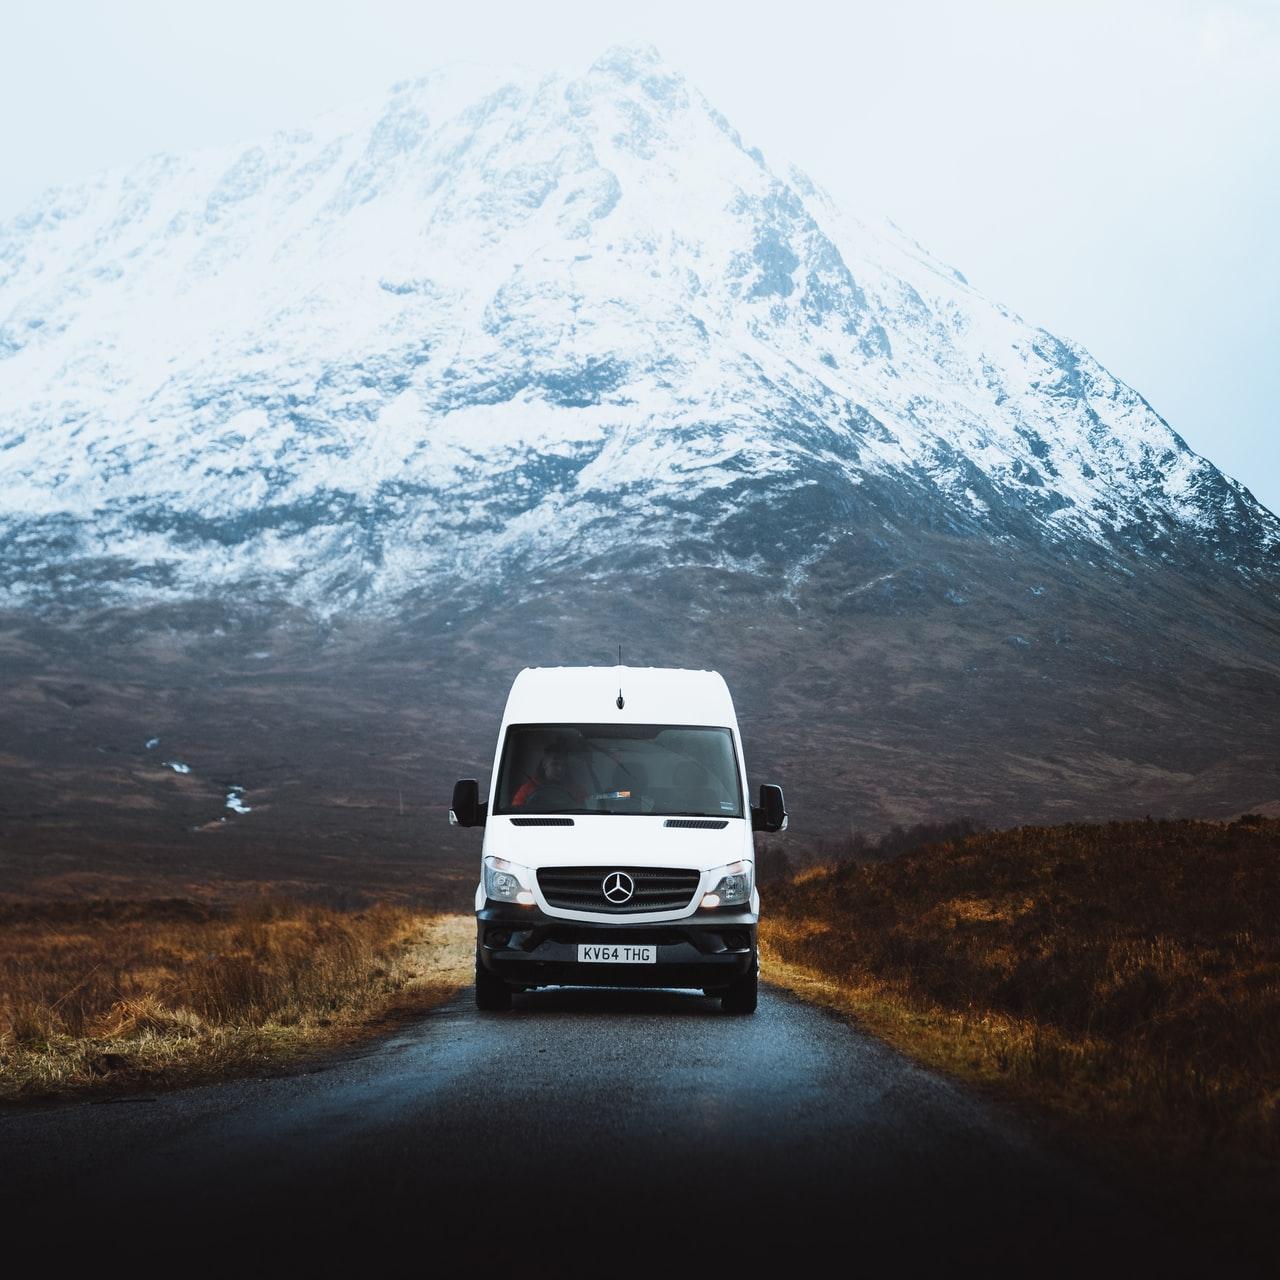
[0,46,1277,867]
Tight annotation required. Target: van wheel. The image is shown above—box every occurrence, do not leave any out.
[721,964,758,1015]
[475,954,512,1011]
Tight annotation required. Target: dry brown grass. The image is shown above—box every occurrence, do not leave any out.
[761,816,1280,1177]
[0,898,473,1100]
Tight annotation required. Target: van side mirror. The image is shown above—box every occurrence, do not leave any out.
[450,779,487,828]
[752,783,788,833]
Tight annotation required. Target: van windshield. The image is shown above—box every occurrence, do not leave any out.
[494,724,743,818]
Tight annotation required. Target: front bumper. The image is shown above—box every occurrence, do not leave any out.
[477,903,757,990]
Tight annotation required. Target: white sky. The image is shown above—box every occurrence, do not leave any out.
[3,0,1277,514]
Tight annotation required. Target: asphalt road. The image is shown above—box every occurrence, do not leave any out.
[0,985,1245,1275]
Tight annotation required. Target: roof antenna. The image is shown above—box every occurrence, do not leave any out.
[616,644,625,709]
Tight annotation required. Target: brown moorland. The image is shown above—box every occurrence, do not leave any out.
[0,897,472,1101]
[5,810,1278,1262]
[760,816,1280,1246]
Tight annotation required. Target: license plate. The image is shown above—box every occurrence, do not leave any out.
[577,944,656,964]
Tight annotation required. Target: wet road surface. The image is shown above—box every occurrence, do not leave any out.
[0,985,1244,1275]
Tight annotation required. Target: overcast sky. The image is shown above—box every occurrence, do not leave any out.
[3,0,1277,514]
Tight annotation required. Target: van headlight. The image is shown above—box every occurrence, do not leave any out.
[484,856,536,906]
[701,860,753,908]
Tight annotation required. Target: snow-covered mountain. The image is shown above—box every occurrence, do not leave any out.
[2,44,1275,614]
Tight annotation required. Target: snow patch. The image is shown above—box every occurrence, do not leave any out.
[225,785,252,814]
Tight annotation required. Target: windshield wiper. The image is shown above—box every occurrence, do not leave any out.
[660,810,739,818]
[510,808,740,818]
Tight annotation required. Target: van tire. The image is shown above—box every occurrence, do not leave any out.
[475,954,512,1011]
[721,964,758,1014]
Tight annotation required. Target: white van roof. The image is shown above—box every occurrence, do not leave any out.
[502,666,737,727]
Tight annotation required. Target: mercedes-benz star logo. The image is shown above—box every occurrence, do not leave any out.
[602,871,635,904]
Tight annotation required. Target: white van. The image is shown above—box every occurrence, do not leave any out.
[450,666,787,1014]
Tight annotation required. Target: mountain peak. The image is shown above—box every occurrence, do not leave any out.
[0,49,1275,615]
[589,43,670,80]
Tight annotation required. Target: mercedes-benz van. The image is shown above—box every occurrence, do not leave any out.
[450,666,787,1014]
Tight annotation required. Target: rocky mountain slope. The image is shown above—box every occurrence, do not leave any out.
[1,45,1275,610]
[0,47,1276,876]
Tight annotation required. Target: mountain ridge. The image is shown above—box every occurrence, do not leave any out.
[0,45,1277,859]
[1,44,1275,616]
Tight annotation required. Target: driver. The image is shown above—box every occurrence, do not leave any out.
[511,737,586,809]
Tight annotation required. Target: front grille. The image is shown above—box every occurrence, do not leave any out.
[537,866,701,914]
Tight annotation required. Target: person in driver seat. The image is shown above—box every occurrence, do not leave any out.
[511,737,586,809]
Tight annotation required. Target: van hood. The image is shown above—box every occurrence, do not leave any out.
[482,814,753,872]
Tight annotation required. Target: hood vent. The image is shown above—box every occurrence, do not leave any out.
[510,816,575,827]
[663,818,729,829]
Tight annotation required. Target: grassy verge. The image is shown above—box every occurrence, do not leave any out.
[760,817,1279,1222]
[0,898,474,1101]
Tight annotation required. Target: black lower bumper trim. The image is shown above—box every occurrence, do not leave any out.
[476,905,756,989]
